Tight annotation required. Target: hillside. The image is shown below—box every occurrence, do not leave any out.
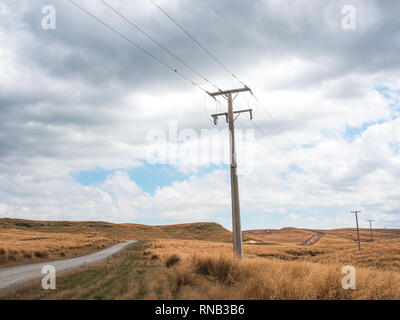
[243,227,400,245]
[0,218,234,267]
[0,218,232,242]
[2,220,400,299]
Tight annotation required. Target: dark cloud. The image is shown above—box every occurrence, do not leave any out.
[0,0,399,225]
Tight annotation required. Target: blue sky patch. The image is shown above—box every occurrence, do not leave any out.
[344,120,386,143]
[71,163,225,195]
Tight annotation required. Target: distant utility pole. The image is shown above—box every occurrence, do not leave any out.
[351,210,362,250]
[366,219,374,241]
[208,87,252,260]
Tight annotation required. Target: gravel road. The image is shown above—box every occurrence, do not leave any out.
[0,240,137,291]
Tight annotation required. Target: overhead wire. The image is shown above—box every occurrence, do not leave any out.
[149,0,301,157]
[149,0,247,88]
[69,0,329,189]
[66,0,210,94]
[99,0,222,92]
[240,93,331,189]
[236,118,285,164]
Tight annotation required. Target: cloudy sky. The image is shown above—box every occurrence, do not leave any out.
[1,0,399,230]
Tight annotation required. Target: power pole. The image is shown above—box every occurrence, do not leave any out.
[208,87,252,260]
[366,219,374,241]
[351,210,362,250]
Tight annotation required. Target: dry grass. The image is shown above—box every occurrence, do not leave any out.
[145,236,400,300]
[2,239,400,300]
[0,227,117,267]
[0,242,177,300]
[165,254,181,268]
[243,227,315,244]
[0,218,234,267]
[172,255,400,300]
[1,218,400,300]
[0,218,233,242]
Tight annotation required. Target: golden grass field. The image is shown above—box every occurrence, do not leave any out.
[0,218,232,267]
[1,218,400,299]
[0,228,117,267]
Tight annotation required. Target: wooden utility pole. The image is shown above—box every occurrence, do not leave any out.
[351,210,362,250]
[366,219,374,241]
[208,87,252,259]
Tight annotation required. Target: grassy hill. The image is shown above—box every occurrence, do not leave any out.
[2,220,400,299]
[0,218,232,242]
[243,226,400,245]
[0,218,234,267]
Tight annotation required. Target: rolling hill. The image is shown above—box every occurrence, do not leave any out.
[0,218,233,242]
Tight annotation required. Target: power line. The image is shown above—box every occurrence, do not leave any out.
[66,0,209,94]
[149,0,247,88]
[366,219,374,241]
[71,0,329,190]
[99,0,222,92]
[251,94,299,151]
[238,107,331,191]
[236,118,284,163]
[241,93,295,159]
[250,118,287,158]
[148,0,299,156]
[242,93,332,188]
[208,87,253,259]
[203,93,216,126]
[351,210,362,250]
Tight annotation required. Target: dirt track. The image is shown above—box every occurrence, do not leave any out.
[0,240,136,291]
[301,232,324,246]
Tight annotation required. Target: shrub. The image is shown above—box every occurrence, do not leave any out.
[34,251,48,258]
[0,248,6,256]
[192,256,239,283]
[8,254,16,261]
[165,254,181,268]
[175,268,197,287]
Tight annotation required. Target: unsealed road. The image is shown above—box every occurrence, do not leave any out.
[301,233,324,246]
[0,240,136,291]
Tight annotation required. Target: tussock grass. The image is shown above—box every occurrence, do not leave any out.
[145,239,400,300]
[2,240,400,300]
[174,266,198,288]
[0,218,237,267]
[33,251,48,258]
[165,254,181,268]
[0,227,117,267]
[172,254,400,300]
[1,218,400,300]
[192,256,244,284]
[0,218,233,243]
[0,242,176,300]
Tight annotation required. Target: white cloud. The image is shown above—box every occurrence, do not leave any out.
[0,0,399,229]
